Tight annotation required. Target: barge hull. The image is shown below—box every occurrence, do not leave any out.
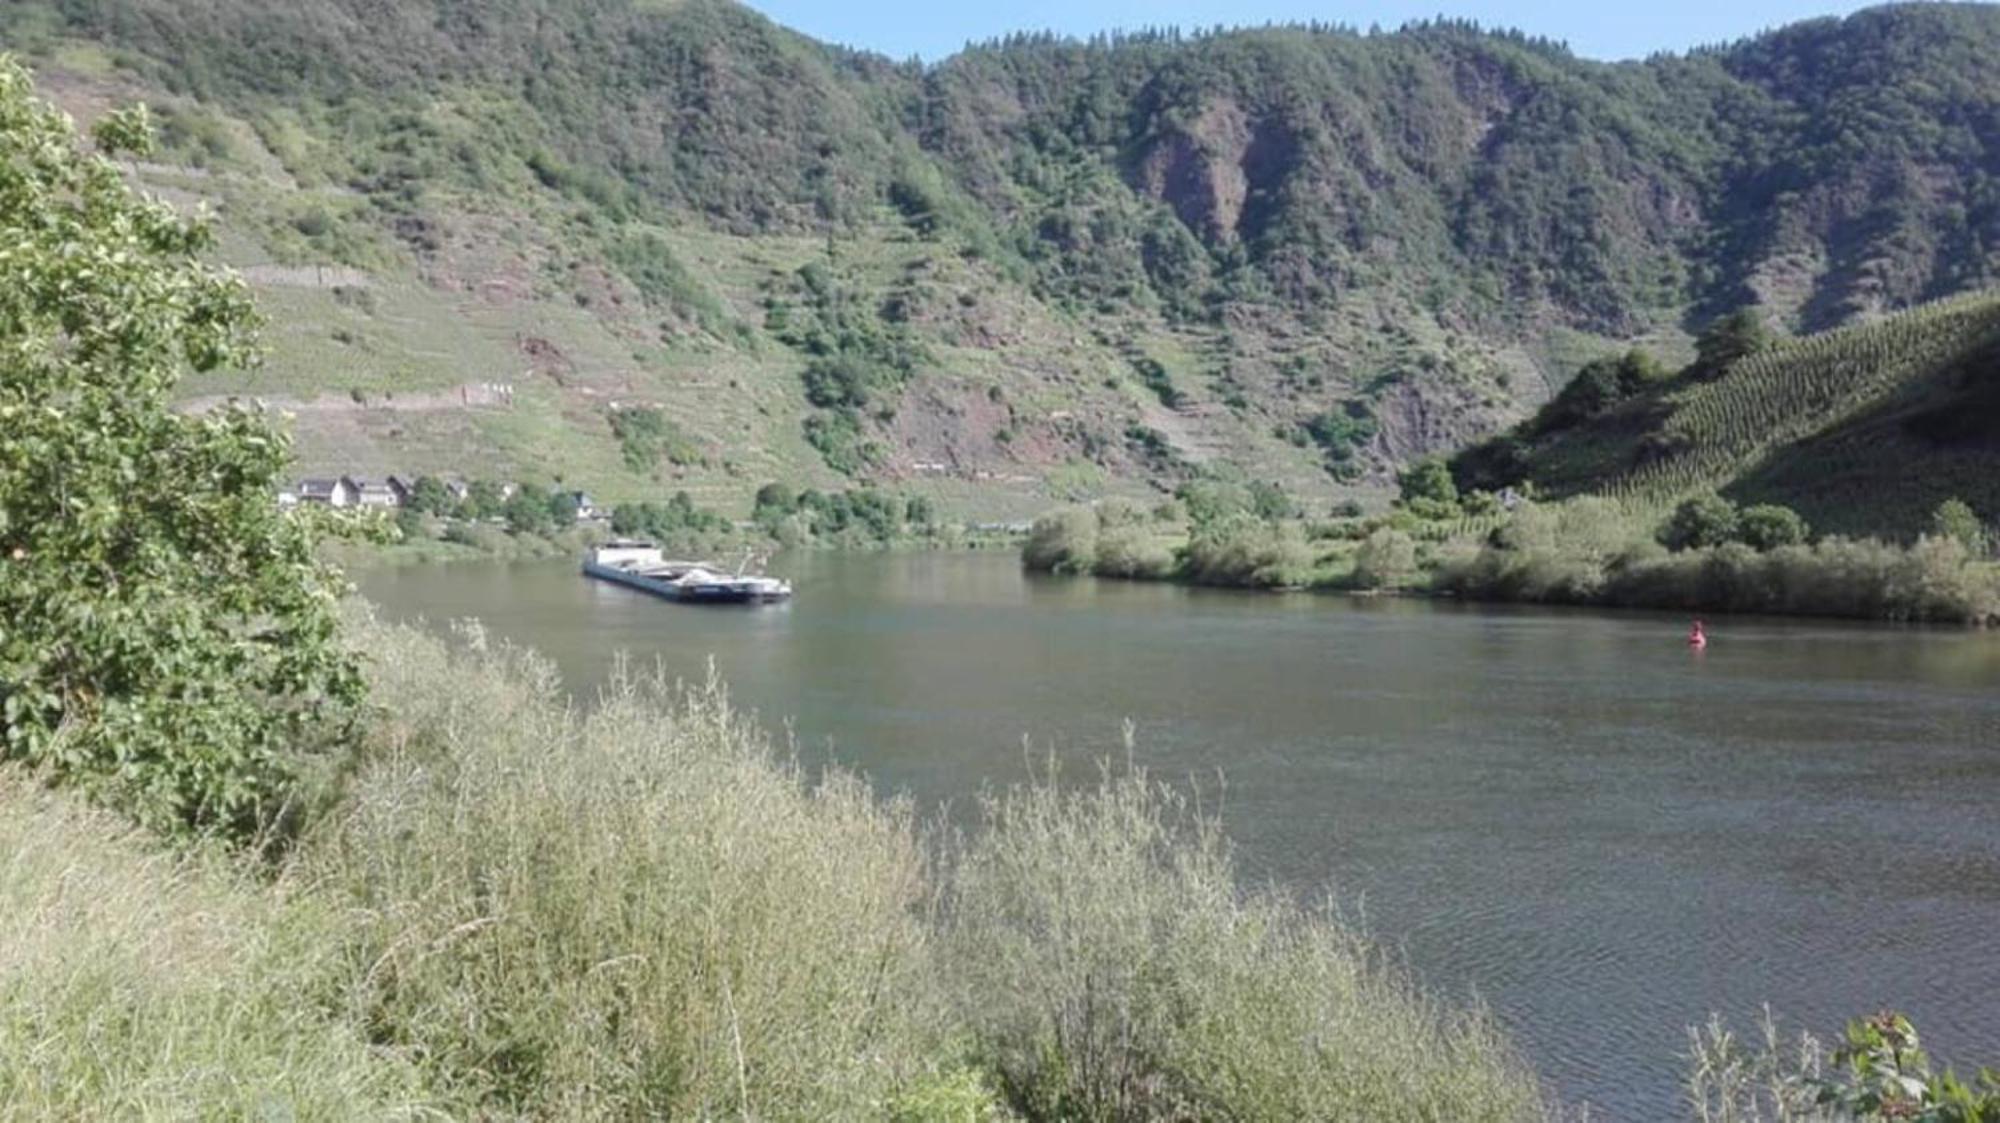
[582,560,789,604]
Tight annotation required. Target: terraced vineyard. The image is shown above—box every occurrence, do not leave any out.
[1519,291,2000,535]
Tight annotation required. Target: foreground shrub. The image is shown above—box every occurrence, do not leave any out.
[0,772,418,1117]
[310,618,955,1118]
[941,762,1544,1122]
[1687,1011,2000,1122]
[0,60,357,834]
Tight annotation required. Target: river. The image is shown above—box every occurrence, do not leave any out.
[357,549,2000,1119]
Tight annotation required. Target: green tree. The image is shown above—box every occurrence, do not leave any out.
[1661,493,1741,550]
[753,482,798,517]
[503,484,558,536]
[1396,457,1460,520]
[1690,309,1773,381]
[1175,479,1250,528]
[463,478,505,520]
[407,474,455,517]
[0,64,358,834]
[1932,498,1986,554]
[1248,480,1298,521]
[1449,434,1529,493]
[1737,504,1810,550]
[1536,349,1665,432]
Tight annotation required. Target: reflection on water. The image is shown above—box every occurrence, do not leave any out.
[359,550,2000,1119]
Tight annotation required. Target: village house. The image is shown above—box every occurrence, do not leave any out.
[296,477,359,507]
[568,491,603,521]
[350,478,402,509]
[385,475,417,506]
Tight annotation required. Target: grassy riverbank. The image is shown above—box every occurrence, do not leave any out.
[0,614,1542,1120]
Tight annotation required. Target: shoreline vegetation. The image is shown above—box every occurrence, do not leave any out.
[330,478,1025,568]
[1022,497,2000,625]
[1022,483,2000,628]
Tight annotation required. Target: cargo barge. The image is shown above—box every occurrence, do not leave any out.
[582,541,792,604]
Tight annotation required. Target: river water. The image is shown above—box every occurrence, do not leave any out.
[357,549,2000,1119]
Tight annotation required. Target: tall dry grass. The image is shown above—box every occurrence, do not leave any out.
[1684,1014,1833,1123]
[0,774,421,1120]
[1,614,1551,1121]
[941,756,1544,1122]
[310,619,962,1118]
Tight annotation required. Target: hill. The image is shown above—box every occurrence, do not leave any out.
[1460,291,2000,537]
[5,1,2000,517]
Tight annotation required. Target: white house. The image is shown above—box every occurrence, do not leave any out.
[297,477,359,507]
[350,478,402,509]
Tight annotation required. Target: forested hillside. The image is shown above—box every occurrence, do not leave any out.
[4,1,1999,515]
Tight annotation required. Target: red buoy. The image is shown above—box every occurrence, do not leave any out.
[1688,619,1708,649]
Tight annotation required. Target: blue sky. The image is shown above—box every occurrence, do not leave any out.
[747,0,1874,62]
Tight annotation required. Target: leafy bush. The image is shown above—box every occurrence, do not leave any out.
[1303,400,1379,475]
[1534,349,1666,433]
[501,482,574,536]
[1181,514,1314,588]
[1687,1011,2000,1123]
[1739,503,1812,550]
[0,65,357,835]
[1022,507,1099,575]
[1354,528,1420,589]
[610,492,733,548]
[804,409,882,476]
[1131,356,1183,407]
[610,406,705,472]
[1689,308,1775,382]
[1932,498,1987,555]
[1397,457,1462,521]
[1023,503,1172,579]
[1662,493,1742,550]
[1445,517,2000,623]
[1091,503,1176,578]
